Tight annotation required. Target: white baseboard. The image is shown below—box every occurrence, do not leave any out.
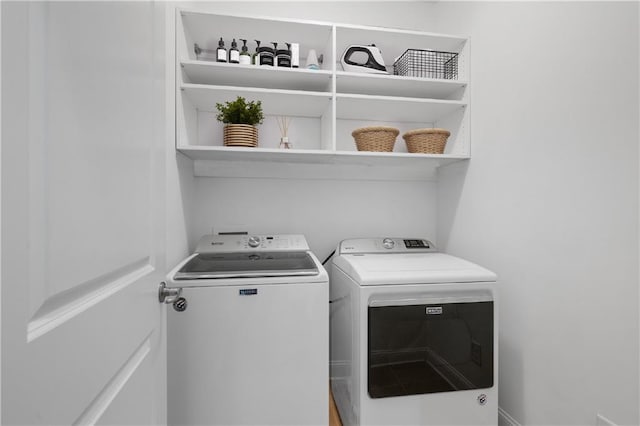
[498,407,521,426]
[596,414,618,426]
[330,361,349,379]
[497,409,619,426]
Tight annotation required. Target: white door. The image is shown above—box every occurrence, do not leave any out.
[2,2,167,424]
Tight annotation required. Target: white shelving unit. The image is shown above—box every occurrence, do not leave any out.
[175,9,470,180]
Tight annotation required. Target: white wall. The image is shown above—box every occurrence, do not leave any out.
[166,154,195,267]
[192,177,437,261]
[433,2,639,425]
[166,1,196,268]
[179,1,437,31]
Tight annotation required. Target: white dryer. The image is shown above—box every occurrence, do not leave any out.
[164,234,328,426]
[330,238,497,425]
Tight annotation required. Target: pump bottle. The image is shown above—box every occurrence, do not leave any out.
[253,40,261,65]
[239,39,251,65]
[276,42,292,67]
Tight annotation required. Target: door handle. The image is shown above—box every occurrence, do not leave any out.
[158,281,182,304]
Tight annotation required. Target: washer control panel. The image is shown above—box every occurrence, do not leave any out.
[195,234,310,253]
[338,238,436,255]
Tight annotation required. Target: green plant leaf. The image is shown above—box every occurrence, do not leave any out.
[215,96,264,125]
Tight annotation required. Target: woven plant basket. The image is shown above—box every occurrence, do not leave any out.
[403,128,450,154]
[351,126,399,152]
[224,124,258,147]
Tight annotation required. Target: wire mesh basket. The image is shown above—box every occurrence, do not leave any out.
[393,49,458,80]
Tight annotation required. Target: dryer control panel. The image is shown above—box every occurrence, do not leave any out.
[338,238,436,255]
[195,234,310,253]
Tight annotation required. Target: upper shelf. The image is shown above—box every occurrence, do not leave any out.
[182,60,467,101]
[181,60,333,92]
[181,83,465,123]
[335,71,466,99]
[336,94,465,122]
[181,84,332,117]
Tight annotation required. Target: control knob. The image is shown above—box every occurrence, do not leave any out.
[248,236,261,248]
[382,238,395,249]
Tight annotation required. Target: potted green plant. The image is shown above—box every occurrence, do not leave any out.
[216,96,264,147]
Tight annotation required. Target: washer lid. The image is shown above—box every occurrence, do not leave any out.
[174,251,319,280]
[333,252,496,285]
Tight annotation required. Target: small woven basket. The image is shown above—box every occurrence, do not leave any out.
[351,126,399,152]
[403,128,450,154]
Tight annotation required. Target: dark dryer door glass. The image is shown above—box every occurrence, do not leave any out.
[368,301,493,398]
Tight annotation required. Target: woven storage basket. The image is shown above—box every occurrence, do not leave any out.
[351,126,399,152]
[403,128,450,154]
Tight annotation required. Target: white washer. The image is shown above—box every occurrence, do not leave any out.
[165,234,328,426]
[330,238,497,425]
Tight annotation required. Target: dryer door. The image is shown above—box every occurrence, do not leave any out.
[367,295,493,398]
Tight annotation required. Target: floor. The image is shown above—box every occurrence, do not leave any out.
[330,387,342,426]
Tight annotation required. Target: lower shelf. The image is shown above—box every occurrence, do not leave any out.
[177,145,469,181]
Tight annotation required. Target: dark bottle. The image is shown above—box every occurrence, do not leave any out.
[216,37,227,63]
[229,38,240,64]
[255,40,275,66]
[276,42,292,67]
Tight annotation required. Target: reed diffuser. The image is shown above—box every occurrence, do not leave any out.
[277,116,292,149]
